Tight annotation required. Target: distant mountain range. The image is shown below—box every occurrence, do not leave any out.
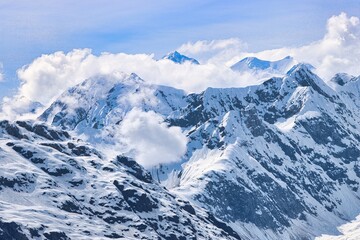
[2,55,360,239]
[231,56,296,74]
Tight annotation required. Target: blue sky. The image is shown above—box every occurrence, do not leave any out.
[0,0,359,97]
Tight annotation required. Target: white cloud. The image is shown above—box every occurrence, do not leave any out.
[14,48,259,107]
[2,12,360,119]
[177,38,247,66]
[116,108,187,168]
[0,95,44,120]
[118,86,158,109]
[17,49,94,104]
[177,13,360,80]
[239,13,360,80]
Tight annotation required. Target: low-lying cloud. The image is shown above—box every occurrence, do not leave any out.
[1,12,360,119]
[15,49,255,107]
[117,108,188,168]
[177,38,247,66]
[179,13,360,80]
[0,95,43,120]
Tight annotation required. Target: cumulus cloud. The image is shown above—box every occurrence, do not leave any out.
[17,49,97,104]
[116,108,187,168]
[177,13,360,80]
[2,12,360,119]
[0,95,44,120]
[239,13,360,80]
[14,48,258,107]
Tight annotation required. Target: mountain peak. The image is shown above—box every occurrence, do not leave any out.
[286,63,318,87]
[231,55,294,74]
[286,63,315,76]
[286,63,336,99]
[162,51,200,65]
[330,72,355,86]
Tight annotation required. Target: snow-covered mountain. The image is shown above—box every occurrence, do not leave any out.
[167,64,360,239]
[231,56,295,75]
[162,51,200,65]
[0,120,240,239]
[39,72,187,147]
[7,63,360,239]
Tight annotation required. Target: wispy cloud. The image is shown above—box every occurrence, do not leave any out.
[178,38,247,66]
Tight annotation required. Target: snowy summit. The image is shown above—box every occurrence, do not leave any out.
[231,56,295,74]
[162,51,200,65]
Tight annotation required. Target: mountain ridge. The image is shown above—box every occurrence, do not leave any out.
[0,119,241,239]
[4,62,360,239]
[231,56,295,75]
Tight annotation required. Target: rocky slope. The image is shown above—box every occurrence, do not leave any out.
[0,120,240,239]
[38,65,360,239]
[168,64,360,239]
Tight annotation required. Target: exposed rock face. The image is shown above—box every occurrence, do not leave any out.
[0,121,240,239]
[38,65,360,239]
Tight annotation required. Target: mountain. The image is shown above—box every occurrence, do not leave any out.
[39,72,187,145]
[167,64,360,239]
[0,120,241,239]
[36,66,360,239]
[329,73,358,87]
[231,56,295,74]
[162,51,200,65]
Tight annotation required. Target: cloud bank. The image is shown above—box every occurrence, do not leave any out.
[179,13,360,80]
[13,48,255,108]
[117,108,188,168]
[177,38,248,66]
[1,13,360,119]
[0,95,43,120]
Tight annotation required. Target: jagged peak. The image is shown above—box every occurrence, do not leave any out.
[286,63,315,76]
[330,72,355,86]
[162,51,200,65]
[286,63,337,99]
[286,63,317,86]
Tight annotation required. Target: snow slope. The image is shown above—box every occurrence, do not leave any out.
[316,213,360,239]
[38,65,360,239]
[0,120,241,239]
[231,56,295,75]
[162,51,200,65]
